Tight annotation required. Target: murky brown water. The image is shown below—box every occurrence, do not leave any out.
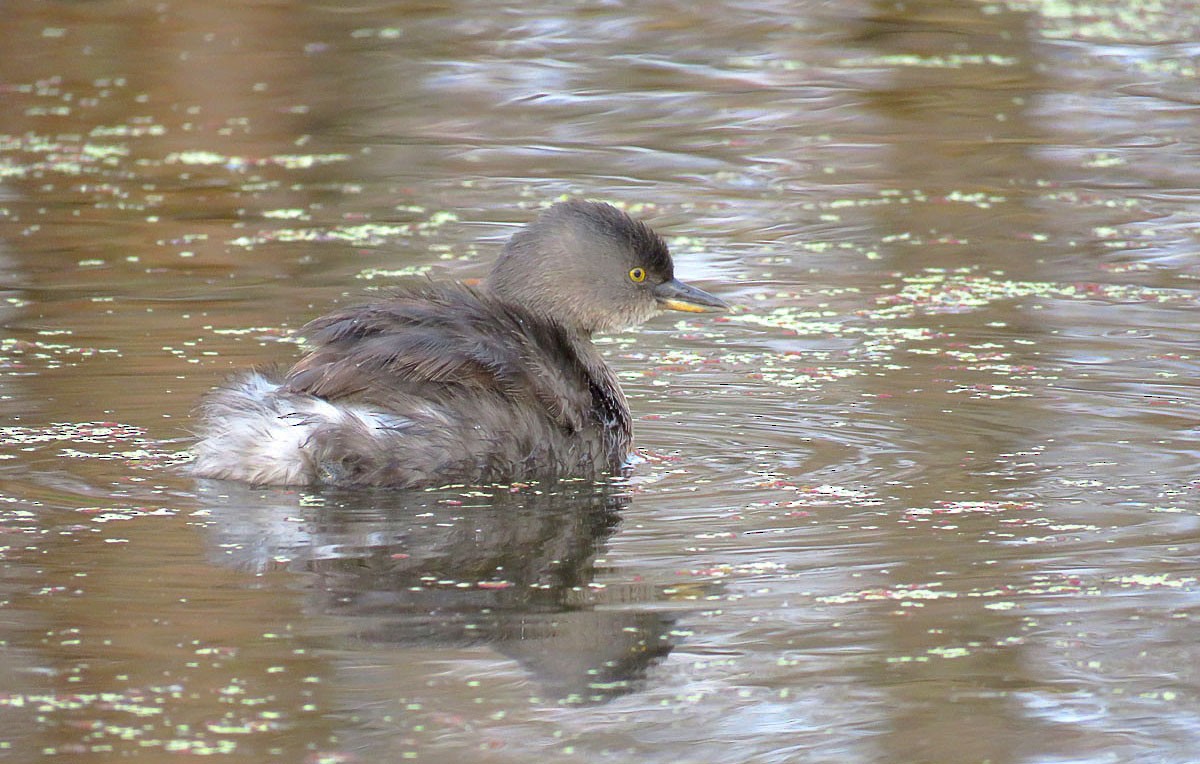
[3,1,1200,761]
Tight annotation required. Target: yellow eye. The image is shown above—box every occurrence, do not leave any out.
[629,267,647,283]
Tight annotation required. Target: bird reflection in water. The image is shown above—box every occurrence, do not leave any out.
[196,479,680,704]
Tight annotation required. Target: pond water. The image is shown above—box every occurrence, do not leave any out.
[2,1,1200,762]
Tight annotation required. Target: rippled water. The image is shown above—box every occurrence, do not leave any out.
[3,1,1200,762]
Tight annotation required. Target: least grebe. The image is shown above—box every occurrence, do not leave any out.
[191,200,727,487]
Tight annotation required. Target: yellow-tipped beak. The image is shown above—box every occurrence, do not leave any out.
[653,278,729,313]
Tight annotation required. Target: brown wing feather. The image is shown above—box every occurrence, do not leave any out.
[281,283,594,433]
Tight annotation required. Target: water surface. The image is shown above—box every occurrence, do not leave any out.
[2,1,1200,762]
